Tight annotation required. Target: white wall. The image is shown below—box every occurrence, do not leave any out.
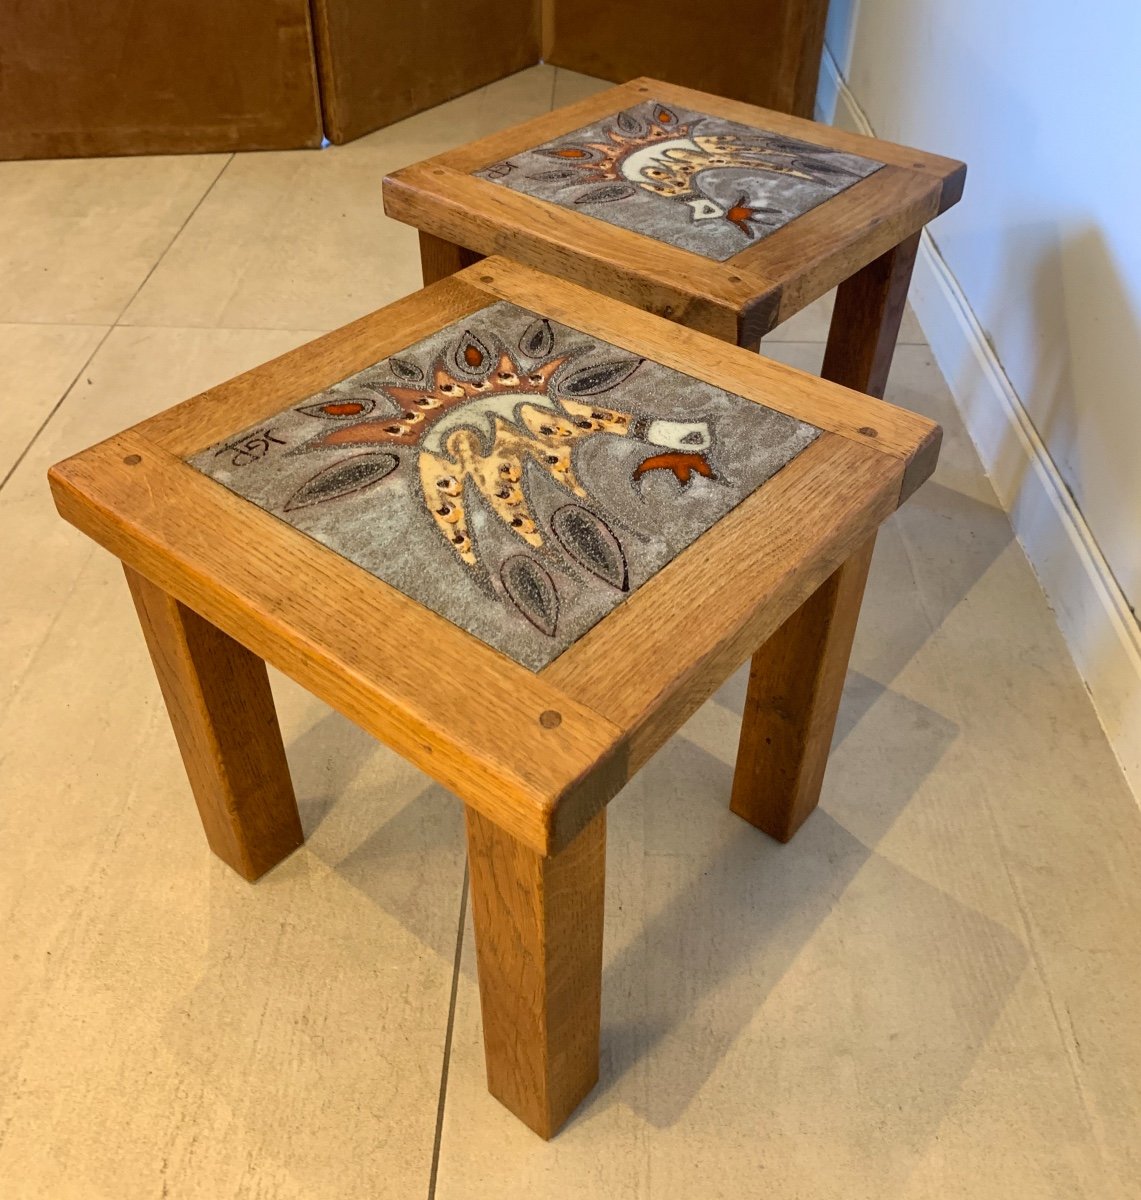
[819,0,1141,791]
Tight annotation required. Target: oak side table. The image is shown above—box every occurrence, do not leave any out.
[384,76,965,399]
[49,258,940,1139]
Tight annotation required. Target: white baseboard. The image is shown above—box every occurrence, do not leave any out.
[817,46,1141,799]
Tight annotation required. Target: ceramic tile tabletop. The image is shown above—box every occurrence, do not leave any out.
[476,98,882,261]
[191,301,817,670]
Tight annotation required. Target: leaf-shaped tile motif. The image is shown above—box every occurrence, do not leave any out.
[284,452,399,510]
[518,318,554,360]
[559,357,643,396]
[298,395,376,419]
[454,330,491,373]
[794,155,860,182]
[551,505,628,591]
[500,555,559,637]
[762,132,810,155]
[575,183,637,205]
[538,145,594,161]
[616,110,643,134]
[531,169,577,182]
[389,356,423,382]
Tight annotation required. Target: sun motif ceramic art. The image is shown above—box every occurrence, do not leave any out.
[474,100,884,261]
[190,302,819,670]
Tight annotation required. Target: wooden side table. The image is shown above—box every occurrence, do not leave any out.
[49,258,940,1138]
[384,76,965,398]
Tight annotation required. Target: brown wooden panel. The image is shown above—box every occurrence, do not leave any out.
[312,0,541,144]
[544,0,829,118]
[0,1,322,160]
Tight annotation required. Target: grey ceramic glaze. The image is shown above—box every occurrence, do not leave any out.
[189,301,819,671]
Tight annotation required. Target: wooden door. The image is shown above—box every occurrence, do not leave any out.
[312,0,542,145]
[542,0,829,118]
[0,1,323,160]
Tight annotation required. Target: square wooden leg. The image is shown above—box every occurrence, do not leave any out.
[418,231,485,286]
[730,536,875,842]
[125,566,304,881]
[821,231,921,397]
[465,805,605,1139]
[730,234,917,841]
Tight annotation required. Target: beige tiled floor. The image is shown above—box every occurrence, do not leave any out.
[1,65,1138,1200]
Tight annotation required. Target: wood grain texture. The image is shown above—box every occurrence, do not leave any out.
[311,0,540,144]
[627,78,966,202]
[540,0,557,59]
[135,275,493,458]
[736,169,940,325]
[727,232,926,843]
[542,435,901,772]
[466,805,605,1139]
[0,1,322,159]
[418,82,654,175]
[818,230,940,502]
[48,256,940,857]
[385,164,752,341]
[430,77,962,189]
[469,258,940,491]
[124,566,303,880]
[730,536,875,842]
[383,78,965,343]
[418,232,485,286]
[821,231,921,398]
[544,0,829,118]
[50,439,627,857]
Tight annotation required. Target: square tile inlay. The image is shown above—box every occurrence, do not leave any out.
[474,100,884,262]
[190,302,820,670]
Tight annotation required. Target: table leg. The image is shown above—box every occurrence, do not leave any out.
[820,231,921,397]
[728,235,918,841]
[730,535,876,842]
[125,566,303,881]
[465,806,605,1139]
[418,231,485,286]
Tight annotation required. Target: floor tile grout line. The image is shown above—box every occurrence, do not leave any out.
[427,860,468,1200]
[111,152,236,329]
[0,319,329,333]
[890,512,1110,1153]
[0,320,112,329]
[108,322,335,335]
[0,153,236,496]
[0,325,115,495]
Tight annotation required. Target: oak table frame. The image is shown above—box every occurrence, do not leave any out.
[49,258,940,1139]
[383,76,966,371]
